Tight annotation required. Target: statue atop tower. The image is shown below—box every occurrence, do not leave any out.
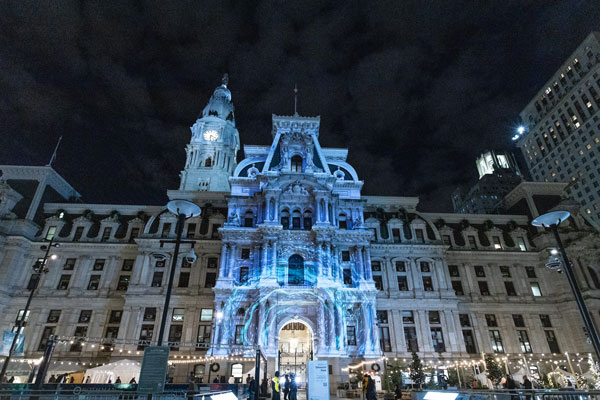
[178,75,240,192]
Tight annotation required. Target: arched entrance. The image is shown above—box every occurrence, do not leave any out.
[278,320,313,388]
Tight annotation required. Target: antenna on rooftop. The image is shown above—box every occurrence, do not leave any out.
[47,136,63,167]
[294,83,298,116]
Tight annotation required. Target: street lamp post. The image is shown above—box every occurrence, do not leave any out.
[156,200,201,346]
[532,210,600,361]
[0,235,59,383]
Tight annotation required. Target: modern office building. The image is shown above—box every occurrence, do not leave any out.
[517,31,600,227]
[1,79,599,387]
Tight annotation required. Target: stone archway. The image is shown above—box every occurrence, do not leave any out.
[277,319,314,388]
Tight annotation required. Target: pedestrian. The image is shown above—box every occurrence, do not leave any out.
[108,378,112,384]
[522,375,532,400]
[362,375,369,400]
[260,378,268,397]
[272,371,281,399]
[49,375,56,383]
[394,383,402,400]
[213,375,220,383]
[366,375,377,400]
[115,376,121,384]
[248,377,257,400]
[283,374,290,400]
[228,375,235,384]
[289,373,298,400]
[246,373,252,384]
[129,377,136,384]
[69,376,74,384]
[7,376,14,383]
[220,375,226,383]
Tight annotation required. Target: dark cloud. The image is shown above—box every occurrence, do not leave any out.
[1,1,599,210]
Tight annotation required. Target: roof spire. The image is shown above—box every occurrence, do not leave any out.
[47,136,63,167]
[221,73,229,87]
[294,83,298,116]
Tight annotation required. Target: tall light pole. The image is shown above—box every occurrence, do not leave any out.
[0,235,59,382]
[156,200,201,346]
[532,210,600,361]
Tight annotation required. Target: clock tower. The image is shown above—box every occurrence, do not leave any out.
[179,75,240,192]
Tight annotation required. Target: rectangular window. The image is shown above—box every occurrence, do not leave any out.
[197,325,211,346]
[402,311,414,324]
[373,275,383,290]
[489,330,504,353]
[404,327,419,352]
[499,266,511,278]
[207,257,218,269]
[172,308,185,322]
[525,266,537,278]
[442,235,451,246]
[109,310,122,324]
[200,309,213,322]
[371,261,381,271]
[448,265,459,277]
[518,330,533,353]
[452,280,464,295]
[395,261,406,272]
[138,324,154,350]
[343,269,352,286]
[144,307,156,321]
[241,248,250,259]
[45,226,57,240]
[420,261,431,272]
[341,251,350,262]
[70,326,88,352]
[129,227,140,243]
[463,330,477,354]
[235,325,244,345]
[478,281,490,295]
[152,272,163,287]
[168,325,182,349]
[122,259,134,271]
[38,326,55,351]
[431,327,445,352]
[516,237,527,251]
[57,274,71,290]
[93,259,105,271]
[347,326,357,346]
[530,282,542,297]
[178,272,190,287]
[392,228,401,243]
[545,330,560,353]
[186,223,196,239]
[468,236,477,249]
[117,275,130,291]
[504,281,517,296]
[474,265,485,277]
[47,310,61,323]
[540,314,552,328]
[423,276,433,291]
[493,236,502,249]
[79,310,92,323]
[101,227,112,242]
[87,275,101,290]
[379,326,391,352]
[204,272,216,288]
[429,311,440,324]
[485,314,498,327]
[513,314,525,327]
[73,227,84,242]
[459,314,471,327]
[415,229,425,242]
[63,258,76,270]
[211,223,221,239]
[105,326,119,338]
[239,267,249,285]
[376,310,388,325]
[161,223,171,238]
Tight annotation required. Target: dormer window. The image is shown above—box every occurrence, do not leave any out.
[244,211,254,228]
[291,210,301,230]
[338,213,347,230]
[46,226,57,241]
[205,158,212,167]
[291,155,303,172]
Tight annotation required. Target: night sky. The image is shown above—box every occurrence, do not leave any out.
[1,1,600,211]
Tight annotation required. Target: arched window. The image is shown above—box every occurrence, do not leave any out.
[269,199,275,221]
[303,210,313,230]
[205,157,212,167]
[291,155,303,172]
[338,213,347,230]
[288,254,304,285]
[244,210,254,227]
[588,267,600,289]
[292,210,301,230]
[280,209,290,229]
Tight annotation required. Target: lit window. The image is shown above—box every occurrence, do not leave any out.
[200,309,213,322]
[587,144,592,150]
[172,308,185,322]
[45,226,57,240]
[530,282,542,297]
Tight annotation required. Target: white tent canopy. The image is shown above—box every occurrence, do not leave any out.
[83,359,140,384]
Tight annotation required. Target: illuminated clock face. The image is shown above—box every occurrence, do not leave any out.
[203,129,219,141]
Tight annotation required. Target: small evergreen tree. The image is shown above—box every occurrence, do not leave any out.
[484,354,503,387]
[410,351,426,389]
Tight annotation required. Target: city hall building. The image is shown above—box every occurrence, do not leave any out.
[0,78,599,386]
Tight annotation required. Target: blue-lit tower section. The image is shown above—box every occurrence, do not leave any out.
[210,113,380,379]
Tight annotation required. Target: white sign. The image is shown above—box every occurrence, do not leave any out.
[307,360,329,400]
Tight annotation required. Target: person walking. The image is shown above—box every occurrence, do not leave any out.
[362,375,369,400]
[289,373,298,400]
[366,375,377,400]
[261,377,268,397]
[115,376,121,384]
[283,374,290,400]
[248,377,257,400]
[272,371,281,399]
[522,375,532,400]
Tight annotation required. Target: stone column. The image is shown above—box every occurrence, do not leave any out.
[227,245,237,279]
[261,242,269,278]
[218,245,228,279]
[355,246,364,281]
[364,247,373,280]
[271,242,278,277]
[318,303,326,352]
[408,258,421,291]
